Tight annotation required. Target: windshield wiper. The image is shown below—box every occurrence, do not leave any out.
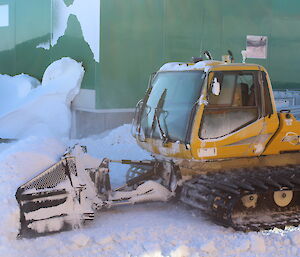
[156,109,169,143]
[150,89,170,143]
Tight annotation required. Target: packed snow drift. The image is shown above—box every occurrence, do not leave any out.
[0,57,84,139]
[0,59,300,256]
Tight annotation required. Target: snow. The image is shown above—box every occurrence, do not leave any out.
[0,57,84,139]
[71,233,90,248]
[69,0,100,62]
[36,41,51,50]
[250,234,266,253]
[0,126,299,257]
[110,180,172,204]
[40,0,100,62]
[0,74,40,115]
[159,60,224,72]
[1,59,300,256]
[200,241,217,254]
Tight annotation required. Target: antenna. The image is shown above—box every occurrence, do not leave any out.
[203,51,213,60]
[228,50,234,63]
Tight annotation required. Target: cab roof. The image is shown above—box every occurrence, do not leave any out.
[159,60,265,73]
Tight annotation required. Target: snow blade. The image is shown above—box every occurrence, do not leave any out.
[16,153,95,238]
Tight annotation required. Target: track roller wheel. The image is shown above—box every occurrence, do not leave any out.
[241,194,258,208]
[273,189,293,207]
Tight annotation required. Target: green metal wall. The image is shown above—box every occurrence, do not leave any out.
[99,0,300,108]
[1,0,300,110]
[0,0,96,90]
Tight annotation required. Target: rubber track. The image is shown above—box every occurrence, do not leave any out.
[180,164,300,231]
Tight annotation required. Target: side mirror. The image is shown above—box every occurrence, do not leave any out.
[212,78,221,95]
[131,99,143,138]
[148,72,156,89]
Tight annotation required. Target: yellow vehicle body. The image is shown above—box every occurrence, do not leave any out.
[135,60,300,173]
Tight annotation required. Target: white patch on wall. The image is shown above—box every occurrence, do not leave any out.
[38,0,100,62]
[52,0,70,47]
[0,5,9,27]
[246,35,268,59]
[70,0,100,62]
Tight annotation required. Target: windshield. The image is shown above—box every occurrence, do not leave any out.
[140,70,205,142]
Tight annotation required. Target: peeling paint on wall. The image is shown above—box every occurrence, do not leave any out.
[37,0,100,62]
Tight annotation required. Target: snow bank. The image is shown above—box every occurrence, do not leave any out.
[0,137,66,240]
[0,74,40,115]
[0,57,84,139]
[68,124,151,187]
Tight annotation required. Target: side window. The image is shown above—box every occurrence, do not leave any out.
[262,72,273,116]
[200,71,260,139]
[208,72,258,107]
[236,74,256,107]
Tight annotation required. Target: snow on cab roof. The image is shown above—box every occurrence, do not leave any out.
[159,60,263,72]
[159,60,224,72]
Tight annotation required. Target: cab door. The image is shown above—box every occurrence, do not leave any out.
[191,69,279,160]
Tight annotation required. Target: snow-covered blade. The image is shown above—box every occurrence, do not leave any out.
[15,145,100,238]
[15,142,175,239]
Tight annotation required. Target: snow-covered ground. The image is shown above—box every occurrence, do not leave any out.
[1,59,300,257]
[1,125,300,257]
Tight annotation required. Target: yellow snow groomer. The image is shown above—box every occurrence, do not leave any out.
[16,54,300,238]
[132,56,300,230]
